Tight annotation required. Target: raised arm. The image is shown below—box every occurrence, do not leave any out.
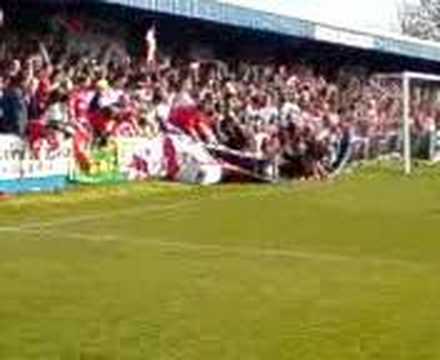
[39,41,52,67]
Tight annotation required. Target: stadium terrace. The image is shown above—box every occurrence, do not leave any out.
[1,0,440,193]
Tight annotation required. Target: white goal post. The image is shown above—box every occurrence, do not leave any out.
[375,71,440,175]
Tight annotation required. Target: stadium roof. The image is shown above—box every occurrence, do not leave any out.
[97,0,440,64]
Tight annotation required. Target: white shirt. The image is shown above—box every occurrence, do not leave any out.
[281,102,301,124]
[100,89,123,108]
[254,132,270,158]
[47,103,68,123]
[246,105,260,121]
[174,91,195,108]
[156,103,171,122]
[259,106,279,124]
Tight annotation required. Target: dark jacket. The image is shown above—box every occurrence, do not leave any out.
[1,87,28,136]
[0,92,4,132]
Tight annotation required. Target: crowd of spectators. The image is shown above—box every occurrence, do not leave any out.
[0,19,439,179]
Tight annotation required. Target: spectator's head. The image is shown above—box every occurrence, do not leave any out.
[96,79,110,93]
[9,59,21,77]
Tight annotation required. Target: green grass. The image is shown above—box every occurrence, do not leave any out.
[1,163,440,359]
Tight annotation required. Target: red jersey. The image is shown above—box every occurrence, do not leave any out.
[169,106,212,133]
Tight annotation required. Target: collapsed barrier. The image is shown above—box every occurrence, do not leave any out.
[0,133,276,194]
[69,134,276,187]
[0,130,355,194]
[1,128,439,195]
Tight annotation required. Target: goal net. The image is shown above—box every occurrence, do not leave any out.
[350,71,440,174]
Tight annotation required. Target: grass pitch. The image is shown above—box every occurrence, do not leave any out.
[1,164,440,359]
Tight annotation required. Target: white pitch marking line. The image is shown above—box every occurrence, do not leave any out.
[18,228,119,242]
[0,200,199,233]
[7,210,427,271]
[138,239,427,270]
[0,187,277,234]
[14,205,203,242]
[0,188,427,270]
[23,226,427,271]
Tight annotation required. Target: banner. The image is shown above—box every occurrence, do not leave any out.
[69,141,125,185]
[116,134,223,185]
[170,135,223,185]
[116,137,166,180]
[0,135,72,193]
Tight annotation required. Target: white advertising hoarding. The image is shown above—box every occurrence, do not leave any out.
[0,135,72,193]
